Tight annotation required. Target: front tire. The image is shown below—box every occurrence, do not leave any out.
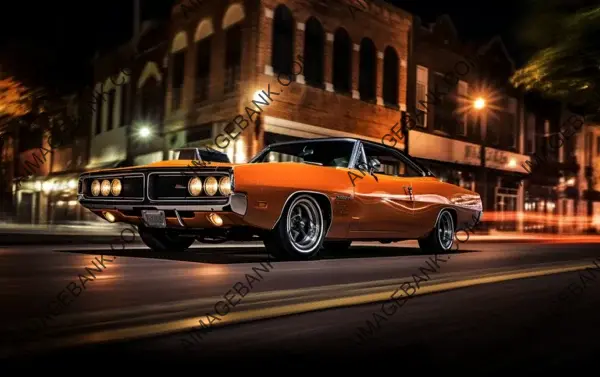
[418,209,455,254]
[264,194,326,260]
[138,225,195,252]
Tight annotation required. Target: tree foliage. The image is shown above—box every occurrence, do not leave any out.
[510,0,600,111]
[0,76,32,119]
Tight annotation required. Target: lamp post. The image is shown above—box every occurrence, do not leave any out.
[474,97,487,211]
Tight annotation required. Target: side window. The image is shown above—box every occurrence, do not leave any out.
[362,144,422,177]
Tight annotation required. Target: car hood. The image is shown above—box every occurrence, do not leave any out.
[86,160,241,174]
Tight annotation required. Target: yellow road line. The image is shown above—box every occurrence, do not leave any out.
[9,261,594,357]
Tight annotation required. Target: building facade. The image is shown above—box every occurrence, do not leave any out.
[10,91,91,224]
[406,15,600,233]
[406,15,531,231]
[162,0,411,161]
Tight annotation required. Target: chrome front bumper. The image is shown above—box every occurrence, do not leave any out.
[78,193,248,216]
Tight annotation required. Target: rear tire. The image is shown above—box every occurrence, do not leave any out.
[265,194,326,260]
[138,225,195,252]
[418,209,455,254]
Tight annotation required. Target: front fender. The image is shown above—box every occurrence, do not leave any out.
[232,163,353,234]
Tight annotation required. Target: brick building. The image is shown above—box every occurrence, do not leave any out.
[163,0,411,161]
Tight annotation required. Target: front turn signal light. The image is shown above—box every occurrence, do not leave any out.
[207,213,223,227]
[103,211,116,223]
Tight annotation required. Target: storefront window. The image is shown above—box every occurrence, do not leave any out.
[524,190,559,233]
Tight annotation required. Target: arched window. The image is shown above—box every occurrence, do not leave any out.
[359,38,376,102]
[139,77,162,125]
[170,31,188,110]
[332,28,351,94]
[119,83,128,128]
[272,5,294,75]
[224,24,242,93]
[195,19,214,102]
[383,47,399,106]
[93,83,103,135]
[303,17,324,87]
[222,3,245,29]
[106,89,116,131]
[223,4,245,93]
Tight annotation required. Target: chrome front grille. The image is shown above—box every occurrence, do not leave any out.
[147,171,230,203]
[79,173,145,201]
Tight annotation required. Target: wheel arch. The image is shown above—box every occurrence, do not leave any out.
[272,191,333,236]
[428,206,458,235]
[445,207,458,230]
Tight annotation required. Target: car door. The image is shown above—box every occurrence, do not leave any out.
[349,142,415,238]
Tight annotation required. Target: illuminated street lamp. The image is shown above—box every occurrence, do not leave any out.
[139,127,151,139]
[474,97,486,110]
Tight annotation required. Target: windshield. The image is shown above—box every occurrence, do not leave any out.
[175,148,231,163]
[251,140,356,168]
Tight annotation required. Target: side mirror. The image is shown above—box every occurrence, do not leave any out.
[368,158,381,174]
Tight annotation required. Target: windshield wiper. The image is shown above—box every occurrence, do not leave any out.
[302,161,323,166]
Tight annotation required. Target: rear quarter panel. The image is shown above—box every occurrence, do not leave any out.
[411,177,483,238]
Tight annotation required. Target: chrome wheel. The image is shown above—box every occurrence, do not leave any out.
[286,196,324,254]
[437,211,454,250]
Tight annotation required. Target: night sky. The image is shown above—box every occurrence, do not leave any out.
[0,0,525,92]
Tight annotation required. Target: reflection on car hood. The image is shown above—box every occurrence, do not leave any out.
[86,160,239,174]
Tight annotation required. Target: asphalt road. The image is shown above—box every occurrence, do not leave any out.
[1,239,600,372]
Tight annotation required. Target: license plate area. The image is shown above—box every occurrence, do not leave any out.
[142,210,166,228]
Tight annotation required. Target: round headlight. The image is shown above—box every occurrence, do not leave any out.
[204,176,218,196]
[91,180,101,196]
[219,176,232,196]
[188,176,202,196]
[100,180,111,196]
[111,179,122,196]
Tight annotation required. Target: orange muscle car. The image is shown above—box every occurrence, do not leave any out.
[77,138,482,260]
